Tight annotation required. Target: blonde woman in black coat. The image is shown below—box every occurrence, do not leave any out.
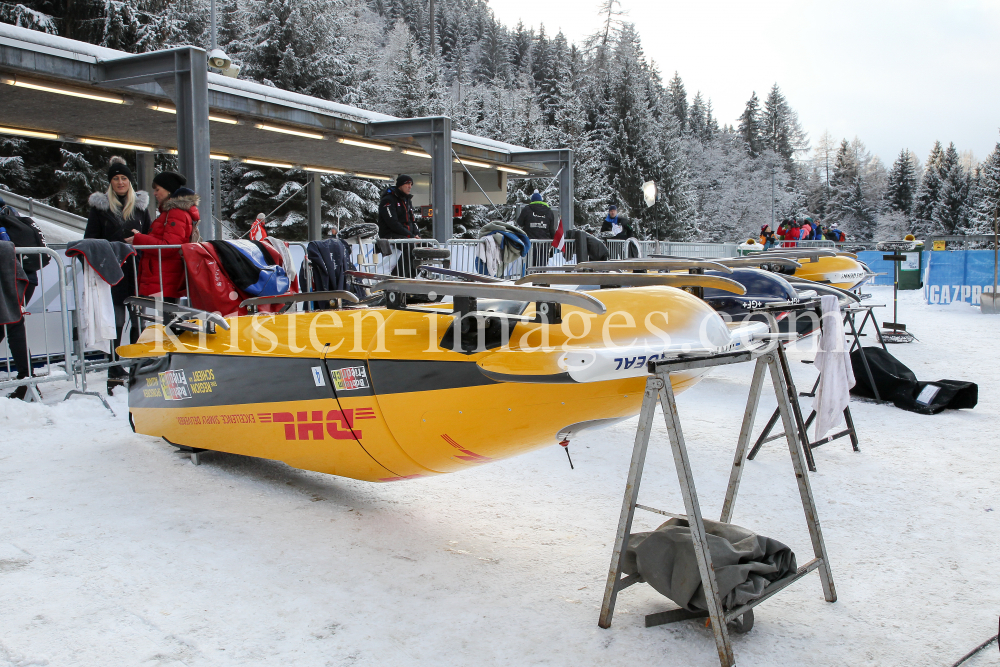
[85,156,153,393]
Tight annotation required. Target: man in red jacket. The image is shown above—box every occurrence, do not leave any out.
[125,171,199,299]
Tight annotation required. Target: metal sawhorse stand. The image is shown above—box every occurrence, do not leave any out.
[598,346,836,667]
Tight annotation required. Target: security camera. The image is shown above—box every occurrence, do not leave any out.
[207,48,231,70]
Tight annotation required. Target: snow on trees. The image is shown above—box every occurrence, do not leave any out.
[0,0,988,241]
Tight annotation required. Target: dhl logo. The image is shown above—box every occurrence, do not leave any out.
[441,433,492,464]
[258,408,376,440]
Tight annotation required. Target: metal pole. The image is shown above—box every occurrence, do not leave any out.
[210,0,218,50]
[172,48,213,241]
[307,172,322,241]
[429,0,435,55]
[213,160,223,239]
[559,151,575,231]
[136,152,155,197]
[771,166,775,229]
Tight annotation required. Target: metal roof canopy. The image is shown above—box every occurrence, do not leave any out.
[0,24,574,241]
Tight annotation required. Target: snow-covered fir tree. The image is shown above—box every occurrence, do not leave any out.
[970,139,1000,236]
[0,0,986,241]
[737,92,763,158]
[884,149,918,216]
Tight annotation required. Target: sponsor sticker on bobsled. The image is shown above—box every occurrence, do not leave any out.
[158,369,192,400]
[311,366,326,387]
[330,366,369,391]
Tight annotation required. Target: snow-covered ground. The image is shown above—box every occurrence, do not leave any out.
[2,286,998,667]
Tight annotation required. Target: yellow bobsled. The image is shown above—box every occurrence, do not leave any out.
[747,249,874,290]
[119,278,770,483]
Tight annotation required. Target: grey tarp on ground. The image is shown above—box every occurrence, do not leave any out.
[622,518,797,613]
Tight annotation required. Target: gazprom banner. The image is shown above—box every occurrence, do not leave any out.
[923,250,997,305]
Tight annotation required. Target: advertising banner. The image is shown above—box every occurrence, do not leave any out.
[923,250,997,305]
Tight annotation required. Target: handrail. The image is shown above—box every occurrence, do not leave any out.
[0,188,88,232]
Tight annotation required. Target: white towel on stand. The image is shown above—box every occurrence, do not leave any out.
[812,295,855,438]
[79,263,117,349]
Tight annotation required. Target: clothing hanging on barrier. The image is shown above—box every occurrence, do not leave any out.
[0,240,28,326]
[263,237,296,282]
[812,295,855,438]
[475,234,501,276]
[79,261,117,349]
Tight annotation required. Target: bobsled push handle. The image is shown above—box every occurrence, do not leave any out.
[125,296,230,331]
[574,259,734,274]
[514,272,747,295]
[373,278,607,314]
[240,291,360,310]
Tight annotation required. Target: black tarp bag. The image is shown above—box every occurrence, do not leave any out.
[850,347,977,415]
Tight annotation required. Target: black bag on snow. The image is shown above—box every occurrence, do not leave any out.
[850,347,977,415]
[0,212,50,273]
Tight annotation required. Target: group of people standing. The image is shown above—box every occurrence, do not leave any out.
[759,217,846,249]
[2,156,202,399]
[83,157,201,391]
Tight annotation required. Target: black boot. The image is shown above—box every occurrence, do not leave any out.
[6,384,28,401]
[107,378,126,395]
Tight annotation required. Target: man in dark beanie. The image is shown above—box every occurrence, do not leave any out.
[378,174,419,276]
[516,189,556,241]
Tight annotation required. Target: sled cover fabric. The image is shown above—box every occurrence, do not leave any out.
[622,518,797,613]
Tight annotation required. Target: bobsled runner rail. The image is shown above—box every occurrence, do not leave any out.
[373,278,607,314]
[515,272,747,295]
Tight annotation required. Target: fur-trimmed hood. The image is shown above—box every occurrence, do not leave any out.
[88,190,150,212]
[160,192,200,213]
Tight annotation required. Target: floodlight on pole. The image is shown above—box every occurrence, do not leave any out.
[642,180,657,208]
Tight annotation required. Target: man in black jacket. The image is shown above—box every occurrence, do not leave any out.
[378,175,418,276]
[599,204,636,240]
[378,175,418,239]
[516,189,556,240]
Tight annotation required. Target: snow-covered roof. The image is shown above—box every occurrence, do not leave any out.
[0,23,534,156]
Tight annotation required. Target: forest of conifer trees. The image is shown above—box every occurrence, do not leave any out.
[1,0,997,241]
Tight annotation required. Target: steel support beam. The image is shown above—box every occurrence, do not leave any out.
[135,152,155,199]
[307,171,322,241]
[213,160,223,239]
[168,49,212,240]
[510,149,574,230]
[369,117,452,242]
[97,47,213,240]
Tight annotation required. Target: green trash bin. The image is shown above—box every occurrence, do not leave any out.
[898,241,924,290]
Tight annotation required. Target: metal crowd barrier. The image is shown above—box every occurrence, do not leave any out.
[339,238,442,283]
[0,247,74,401]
